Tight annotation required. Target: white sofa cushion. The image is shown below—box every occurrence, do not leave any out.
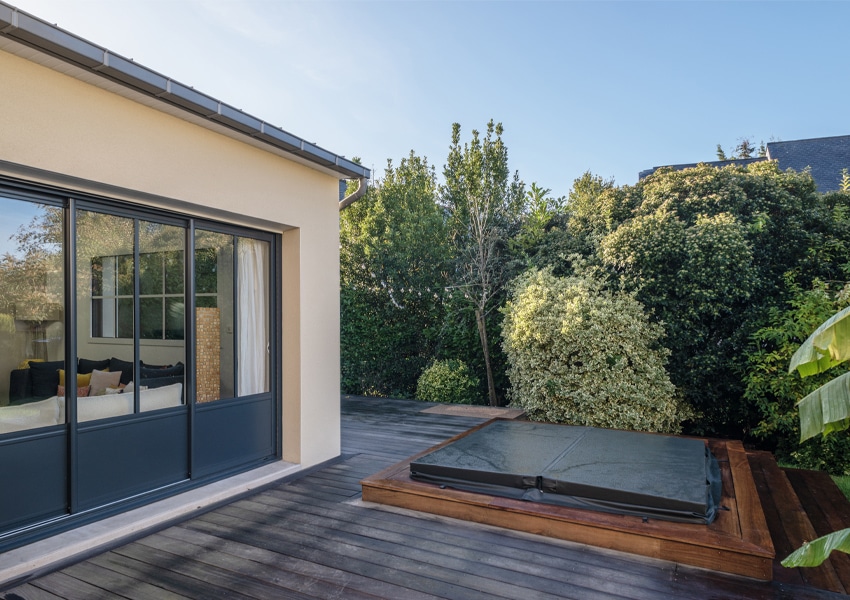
[1,383,184,429]
[0,397,62,434]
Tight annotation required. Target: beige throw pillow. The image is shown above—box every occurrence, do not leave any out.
[89,369,122,396]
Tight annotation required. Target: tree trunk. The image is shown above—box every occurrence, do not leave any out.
[476,308,498,406]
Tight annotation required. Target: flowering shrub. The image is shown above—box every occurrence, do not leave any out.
[415,359,480,405]
[501,268,691,433]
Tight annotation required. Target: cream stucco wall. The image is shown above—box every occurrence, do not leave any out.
[0,48,341,467]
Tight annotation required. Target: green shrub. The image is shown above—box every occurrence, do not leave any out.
[501,268,691,433]
[416,359,480,405]
[744,279,850,475]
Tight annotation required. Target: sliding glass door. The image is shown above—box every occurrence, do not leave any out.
[0,195,67,532]
[193,229,274,477]
[75,210,189,509]
[0,184,279,551]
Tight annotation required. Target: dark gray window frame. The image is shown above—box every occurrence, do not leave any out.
[0,175,282,553]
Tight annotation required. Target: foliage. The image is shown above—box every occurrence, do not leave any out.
[501,268,690,433]
[835,475,850,500]
[415,359,480,405]
[340,152,451,397]
[441,120,525,406]
[744,279,850,474]
[337,123,850,445]
[435,292,510,405]
[782,528,850,569]
[735,138,756,159]
[780,280,850,569]
[510,182,565,258]
[592,162,848,437]
[714,137,765,160]
[787,286,850,443]
[563,172,621,256]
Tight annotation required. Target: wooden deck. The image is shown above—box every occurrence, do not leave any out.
[2,396,849,599]
[362,422,776,580]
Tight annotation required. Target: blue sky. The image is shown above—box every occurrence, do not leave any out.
[10,0,850,199]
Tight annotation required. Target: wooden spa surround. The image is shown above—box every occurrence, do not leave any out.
[361,419,775,581]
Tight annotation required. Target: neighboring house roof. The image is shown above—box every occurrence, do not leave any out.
[765,135,850,193]
[0,1,370,181]
[638,157,766,180]
[639,134,850,193]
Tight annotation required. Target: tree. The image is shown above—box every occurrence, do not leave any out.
[597,162,846,436]
[735,138,756,159]
[564,171,625,256]
[340,152,451,397]
[510,182,563,257]
[441,120,524,406]
[715,138,767,160]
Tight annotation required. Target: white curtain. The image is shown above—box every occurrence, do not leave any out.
[237,237,269,395]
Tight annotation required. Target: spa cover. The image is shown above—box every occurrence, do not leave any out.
[410,420,722,524]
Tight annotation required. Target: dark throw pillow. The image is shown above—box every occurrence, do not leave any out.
[29,360,64,399]
[109,357,134,385]
[78,357,110,374]
[140,361,184,379]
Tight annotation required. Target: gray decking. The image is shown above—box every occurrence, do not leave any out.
[1,396,844,599]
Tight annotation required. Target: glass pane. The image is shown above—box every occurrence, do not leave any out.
[140,297,163,339]
[196,296,217,309]
[237,237,270,396]
[117,298,134,339]
[91,256,104,297]
[77,210,134,421]
[138,253,162,296]
[164,251,184,295]
[195,230,233,403]
[117,255,134,296]
[195,247,218,294]
[0,198,65,433]
[139,221,184,412]
[164,298,184,340]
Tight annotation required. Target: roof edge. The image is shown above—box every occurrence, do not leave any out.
[0,1,370,180]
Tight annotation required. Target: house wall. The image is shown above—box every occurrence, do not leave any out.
[0,48,341,467]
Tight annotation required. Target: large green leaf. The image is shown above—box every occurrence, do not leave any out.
[782,528,850,568]
[789,305,850,377]
[796,371,850,441]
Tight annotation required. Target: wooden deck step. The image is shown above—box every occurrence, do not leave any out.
[748,450,850,594]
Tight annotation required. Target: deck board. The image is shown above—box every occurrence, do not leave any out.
[784,467,850,593]
[362,434,775,579]
[2,396,848,600]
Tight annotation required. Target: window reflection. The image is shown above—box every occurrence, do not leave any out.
[138,221,185,412]
[0,197,65,434]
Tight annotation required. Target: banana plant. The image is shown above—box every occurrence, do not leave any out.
[782,305,850,568]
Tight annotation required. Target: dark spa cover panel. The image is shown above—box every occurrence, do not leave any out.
[410,420,721,524]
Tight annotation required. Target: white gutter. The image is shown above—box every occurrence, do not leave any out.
[0,1,370,181]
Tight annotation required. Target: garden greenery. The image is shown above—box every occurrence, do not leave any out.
[501,268,690,433]
[415,359,479,405]
[340,123,850,476]
[744,279,850,474]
